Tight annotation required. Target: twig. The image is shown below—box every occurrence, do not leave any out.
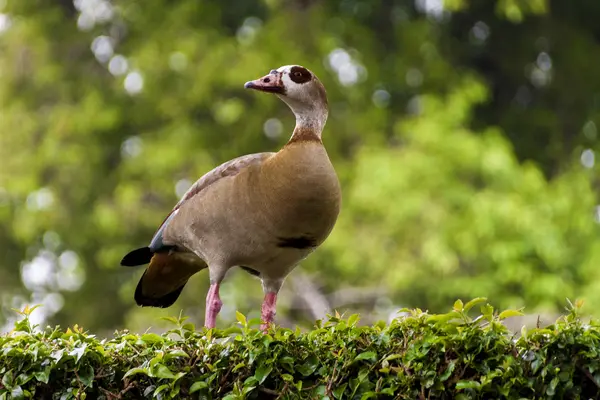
[118,381,136,397]
[99,387,119,399]
[579,365,600,389]
[275,383,289,400]
[258,387,280,395]
[73,369,84,399]
[187,349,199,366]
[327,287,386,309]
[326,365,337,396]
[301,382,321,391]
[291,272,331,320]
[218,366,234,390]
[375,377,383,393]
[94,371,113,379]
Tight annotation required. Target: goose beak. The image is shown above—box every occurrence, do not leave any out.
[244,71,286,95]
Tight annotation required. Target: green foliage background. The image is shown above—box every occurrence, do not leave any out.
[1,0,599,333]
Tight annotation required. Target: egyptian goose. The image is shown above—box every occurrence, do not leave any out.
[121,65,341,331]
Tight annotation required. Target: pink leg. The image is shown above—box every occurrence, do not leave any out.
[260,292,277,332]
[204,283,223,329]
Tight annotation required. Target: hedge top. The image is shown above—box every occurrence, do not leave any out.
[1,298,599,399]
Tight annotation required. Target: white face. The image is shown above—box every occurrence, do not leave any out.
[276,65,296,73]
[245,64,327,111]
[244,64,329,131]
[275,65,320,106]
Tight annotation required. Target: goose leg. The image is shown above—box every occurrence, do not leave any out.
[204,283,223,329]
[260,292,277,332]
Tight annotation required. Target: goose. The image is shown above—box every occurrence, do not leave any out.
[121,65,341,331]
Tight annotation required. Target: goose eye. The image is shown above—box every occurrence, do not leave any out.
[289,66,312,84]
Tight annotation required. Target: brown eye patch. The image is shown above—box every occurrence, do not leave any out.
[289,66,312,84]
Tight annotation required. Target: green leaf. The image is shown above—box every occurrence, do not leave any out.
[297,356,319,376]
[223,326,243,335]
[143,386,155,397]
[242,385,256,395]
[173,372,186,382]
[69,343,87,363]
[15,374,32,386]
[440,360,456,381]
[521,325,528,339]
[244,376,258,387]
[10,386,24,400]
[189,381,208,393]
[182,323,195,332]
[165,349,189,360]
[153,384,169,397]
[463,298,487,312]
[383,354,401,362]
[13,304,41,317]
[546,377,559,396]
[151,363,176,379]
[33,368,51,384]
[140,333,164,344]
[456,380,481,390]
[254,364,273,384]
[79,365,94,387]
[427,311,461,324]
[453,299,464,312]
[236,311,247,327]
[149,354,164,368]
[2,370,13,389]
[232,362,246,372]
[354,351,377,362]
[348,314,360,326]
[498,309,524,320]
[51,350,65,363]
[480,304,494,321]
[123,367,148,379]
[333,383,348,399]
[159,316,179,325]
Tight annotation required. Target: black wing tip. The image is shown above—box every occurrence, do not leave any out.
[239,266,261,277]
[134,277,186,308]
[121,247,153,267]
[277,236,318,249]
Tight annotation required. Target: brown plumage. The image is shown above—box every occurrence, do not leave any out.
[121,65,341,331]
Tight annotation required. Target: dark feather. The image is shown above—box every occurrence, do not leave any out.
[277,235,317,249]
[134,270,187,308]
[239,266,261,277]
[120,247,153,267]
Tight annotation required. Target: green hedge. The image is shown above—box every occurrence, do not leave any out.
[1,299,599,399]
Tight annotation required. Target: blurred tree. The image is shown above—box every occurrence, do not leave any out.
[446,0,600,175]
[325,77,600,316]
[0,0,599,333]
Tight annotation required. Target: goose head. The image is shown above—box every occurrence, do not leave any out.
[245,65,328,134]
